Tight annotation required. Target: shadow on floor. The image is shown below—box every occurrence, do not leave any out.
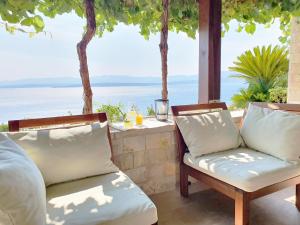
[150,186,300,225]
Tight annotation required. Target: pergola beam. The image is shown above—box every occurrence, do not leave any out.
[198,0,222,103]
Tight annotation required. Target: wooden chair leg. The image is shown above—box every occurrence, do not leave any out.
[180,164,189,198]
[235,190,250,225]
[296,184,300,211]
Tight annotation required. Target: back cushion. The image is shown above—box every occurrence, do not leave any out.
[176,110,241,158]
[241,103,300,162]
[0,133,46,225]
[7,122,118,186]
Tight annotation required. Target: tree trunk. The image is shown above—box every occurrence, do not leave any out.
[77,0,96,114]
[159,0,169,100]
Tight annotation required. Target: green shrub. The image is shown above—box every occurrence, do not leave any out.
[253,92,269,102]
[231,89,252,109]
[269,87,287,103]
[0,123,8,132]
[231,87,270,109]
[96,103,125,122]
[146,105,155,116]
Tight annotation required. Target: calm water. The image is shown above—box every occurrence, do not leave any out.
[0,77,245,123]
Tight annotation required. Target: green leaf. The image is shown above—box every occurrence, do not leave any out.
[244,23,256,34]
[20,17,33,26]
[237,24,243,32]
[33,15,44,31]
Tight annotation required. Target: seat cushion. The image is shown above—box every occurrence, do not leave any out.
[184,147,300,192]
[7,122,118,186]
[46,171,157,225]
[241,103,300,162]
[0,133,46,225]
[175,110,241,158]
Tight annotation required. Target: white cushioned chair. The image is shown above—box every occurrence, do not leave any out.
[172,102,300,225]
[46,171,157,225]
[5,113,158,225]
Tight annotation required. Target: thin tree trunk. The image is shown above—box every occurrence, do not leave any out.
[159,0,169,100]
[77,0,96,114]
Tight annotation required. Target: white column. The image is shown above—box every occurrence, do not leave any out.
[288,17,300,103]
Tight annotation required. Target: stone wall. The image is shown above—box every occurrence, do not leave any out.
[110,113,243,195]
[111,120,178,195]
[288,18,300,103]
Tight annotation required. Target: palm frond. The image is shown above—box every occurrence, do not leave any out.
[229,45,288,91]
[229,45,289,108]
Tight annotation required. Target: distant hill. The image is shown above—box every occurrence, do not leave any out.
[0,72,236,88]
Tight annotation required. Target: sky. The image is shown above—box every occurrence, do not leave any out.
[0,13,283,82]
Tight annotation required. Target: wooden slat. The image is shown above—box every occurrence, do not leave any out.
[186,164,237,199]
[250,175,300,200]
[171,102,227,116]
[8,113,107,131]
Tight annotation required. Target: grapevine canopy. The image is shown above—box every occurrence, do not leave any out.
[1,0,300,41]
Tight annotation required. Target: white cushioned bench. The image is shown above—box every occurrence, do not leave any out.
[172,102,300,225]
[2,112,158,225]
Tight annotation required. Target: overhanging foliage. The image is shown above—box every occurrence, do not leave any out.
[1,0,300,40]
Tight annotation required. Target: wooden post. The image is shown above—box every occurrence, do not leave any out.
[180,164,189,198]
[235,190,250,225]
[198,0,221,103]
[296,184,300,211]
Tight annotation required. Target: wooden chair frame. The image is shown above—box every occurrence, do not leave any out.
[8,113,158,225]
[171,102,300,225]
[8,113,109,131]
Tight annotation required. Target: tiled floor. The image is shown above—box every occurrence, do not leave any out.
[150,185,300,225]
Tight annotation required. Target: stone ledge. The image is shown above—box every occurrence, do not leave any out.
[110,110,243,137]
[110,118,175,139]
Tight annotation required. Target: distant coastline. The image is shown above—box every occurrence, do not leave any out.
[0,72,236,89]
[0,82,198,89]
[0,72,246,123]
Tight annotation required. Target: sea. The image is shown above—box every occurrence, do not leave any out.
[0,73,246,123]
